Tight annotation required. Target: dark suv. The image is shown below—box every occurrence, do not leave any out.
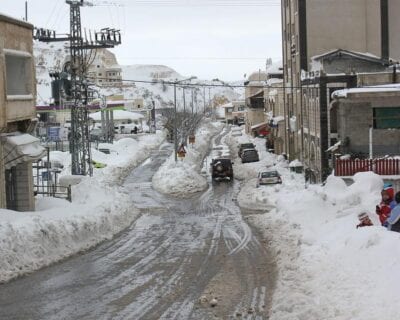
[238,143,256,158]
[211,158,234,181]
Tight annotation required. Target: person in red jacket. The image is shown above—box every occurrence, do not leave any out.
[375,185,394,225]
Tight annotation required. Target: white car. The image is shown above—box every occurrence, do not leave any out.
[256,170,282,187]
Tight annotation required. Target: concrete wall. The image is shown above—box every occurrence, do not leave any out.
[307,0,381,60]
[15,162,35,211]
[0,15,36,211]
[245,109,265,134]
[389,0,400,61]
[337,94,400,156]
[320,56,387,74]
[0,16,35,125]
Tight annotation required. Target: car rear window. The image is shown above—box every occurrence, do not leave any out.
[261,171,279,178]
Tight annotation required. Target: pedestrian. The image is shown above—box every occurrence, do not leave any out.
[375,184,395,225]
[356,212,373,229]
[133,126,138,134]
[386,191,400,232]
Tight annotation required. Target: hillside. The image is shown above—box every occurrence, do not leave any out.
[33,42,242,110]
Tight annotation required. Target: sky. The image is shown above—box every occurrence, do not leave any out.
[1,0,282,81]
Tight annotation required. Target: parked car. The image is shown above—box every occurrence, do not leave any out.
[256,170,282,187]
[210,158,234,181]
[238,143,256,158]
[241,149,259,163]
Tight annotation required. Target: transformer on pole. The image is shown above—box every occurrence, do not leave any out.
[34,0,121,175]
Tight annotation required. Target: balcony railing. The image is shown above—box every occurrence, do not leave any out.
[335,158,400,176]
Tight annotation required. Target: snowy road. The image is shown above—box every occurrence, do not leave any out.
[0,132,276,320]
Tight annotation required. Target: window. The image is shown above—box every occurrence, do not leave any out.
[226,107,233,113]
[5,51,33,96]
[373,107,400,129]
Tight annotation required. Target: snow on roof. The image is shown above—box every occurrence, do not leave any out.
[251,122,268,130]
[89,110,144,121]
[266,61,283,75]
[220,102,234,109]
[326,140,341,152]
[289,159,303,167]
[311,49,384,62]
[266,78,283,86]
[332,83,400,99]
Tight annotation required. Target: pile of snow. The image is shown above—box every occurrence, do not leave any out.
[152,121,224,196]
[250,172,400,320]
[225,126,400,319]
[0,132,166,283]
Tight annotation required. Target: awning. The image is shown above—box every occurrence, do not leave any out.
[3,133,46,169]
[249,89,264,99]
[251,122,268,130]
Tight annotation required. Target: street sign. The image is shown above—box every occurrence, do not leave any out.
[48,127,60,141]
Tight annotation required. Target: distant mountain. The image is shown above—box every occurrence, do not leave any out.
[33,42,242,110]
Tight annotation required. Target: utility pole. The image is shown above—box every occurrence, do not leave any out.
[182,87,186,113]
[203,86,206,114]
[33,0,121,175]
[191,88,194,115]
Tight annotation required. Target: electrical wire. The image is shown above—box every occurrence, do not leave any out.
[92,0,280,6]
[88,76,400,91]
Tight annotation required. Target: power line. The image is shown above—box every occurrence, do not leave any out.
[91,76,400,90]
[116,57,271,60]
[109,0,280,6]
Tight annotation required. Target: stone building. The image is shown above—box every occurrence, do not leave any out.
[244,71,267,134]
[281,0,400,182]
[87,49,123,87]
[0,13,45,211]
[332,79,400,158]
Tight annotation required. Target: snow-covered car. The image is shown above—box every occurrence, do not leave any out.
[241,149,259,163]
[210,158,234,181]
[256,170,282,187]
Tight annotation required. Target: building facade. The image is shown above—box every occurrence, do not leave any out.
[0,14,45,211]
[244,71,267,134]
[281,0,400,181]
[332,78,400,158]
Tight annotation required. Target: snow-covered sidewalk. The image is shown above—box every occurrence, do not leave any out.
[152,120,224,196]
[226,126,400,320]
[0,132,166,283]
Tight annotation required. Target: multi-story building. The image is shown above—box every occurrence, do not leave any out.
[87,49,123,87]
[281,0,400,182]
[244,71,267,134]
[264,62,285,154]
[0,13,45,211]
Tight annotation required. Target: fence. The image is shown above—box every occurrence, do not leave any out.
[335,158,400,176]
[33,157,72,202]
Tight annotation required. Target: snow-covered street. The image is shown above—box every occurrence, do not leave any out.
[0,123,400,320]
[0,126,275,320]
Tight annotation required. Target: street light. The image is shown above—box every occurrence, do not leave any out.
[174,76,197,162]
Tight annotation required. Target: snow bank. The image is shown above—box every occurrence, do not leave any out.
[226,126,400,319]
[242,170,400,320]
[152,121,223,196]
[0,132,166,283]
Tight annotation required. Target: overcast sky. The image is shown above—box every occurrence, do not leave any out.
[2,0,282,81]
